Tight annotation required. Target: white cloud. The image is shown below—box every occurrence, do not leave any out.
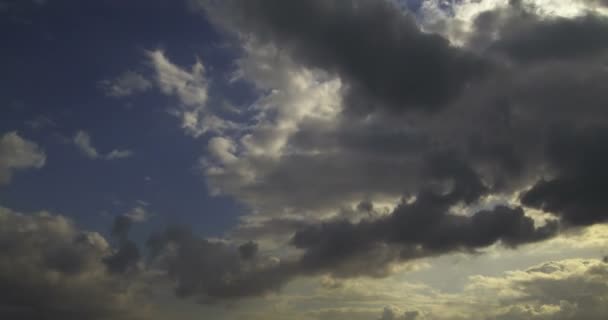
[146,50,240,137]
[0,131,46,185]
[201,41,349,217]
[100,70,152,97]
[73,130,133,161]
[419,0,608,46]
[106,149,134,160]
[124,206,150,222]
[147,50,208,107]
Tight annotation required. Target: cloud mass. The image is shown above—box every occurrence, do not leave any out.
[4,0,608,318]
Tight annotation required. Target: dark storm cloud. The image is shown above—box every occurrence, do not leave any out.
[292,192,557,278]
[521,126,608,226]
[485,12,608,62]
[202,0,489,112]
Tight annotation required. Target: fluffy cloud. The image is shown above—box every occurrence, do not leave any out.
[82,0,608,304]
[175,0,608,292]
[0,206,153,320]
[466,258,608,320]
[203,0,489,113]
[145,225,296,301]
[0,131,45,185]
[73,130,133,160]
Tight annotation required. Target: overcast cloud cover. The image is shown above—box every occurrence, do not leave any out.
[2,0,608,319]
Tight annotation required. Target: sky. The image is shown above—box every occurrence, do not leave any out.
[1,0,608,319]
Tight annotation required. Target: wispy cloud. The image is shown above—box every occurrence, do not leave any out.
[99,70,152,98]
[73,130,133,161]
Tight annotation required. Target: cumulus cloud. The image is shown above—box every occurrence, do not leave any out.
[0,131,45,185]
[146,226,295,301]
[202,0,489,114]
[82,0,608,304]
[193,0,608,218]
[166,0,608,293]
[73,130,133,160]
[465,258,608,320]
[0,206,152,320]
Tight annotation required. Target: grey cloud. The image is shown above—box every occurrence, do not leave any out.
[201,0,489,113]
[104,215,141,274]
[479,11,608,62]
[585,0,608,6]
[111,214,133,241]
[292,192,557,278]
[521,126,608,226]
[103,240,140,274]
[0,207,151,320]
[184,0,608,298]
[238,241,258,260]
[229,218,312,241]
[146,226,295,301]
[378,307,419,320]
[481,259,608,320]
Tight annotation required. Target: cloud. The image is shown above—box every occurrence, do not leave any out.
[201,0,489,114]
[290,194,557,278]
[465,258,608,320]
[377,307,419,320]
[146,226,295,301]
[99,70,152,97]
[147,50,233,137]
[0,131,45,185]
[194,0,608,220]
[0,206,152,320]
[170,0,608,294]
[124,206,150,222]
[472,7,608,62]
[520,126,608,226]
[52,0,608,304]
[103,207,151,274]
[108,50,239,137]
[8,0,608,316]
[73,130,133,160]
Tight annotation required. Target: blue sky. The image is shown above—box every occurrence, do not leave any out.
[0,0,252,238]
